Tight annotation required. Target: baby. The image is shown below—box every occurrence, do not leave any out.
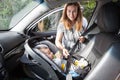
[35,43,88,77]
[35,44,67,70]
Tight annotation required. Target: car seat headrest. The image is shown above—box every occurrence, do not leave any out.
[35,44,49,49]
[35,40,58,54]
[97,2,120,33]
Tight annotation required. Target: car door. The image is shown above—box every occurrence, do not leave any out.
[0,31,27,71]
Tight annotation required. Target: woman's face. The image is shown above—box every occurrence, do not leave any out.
[66,5,78,22]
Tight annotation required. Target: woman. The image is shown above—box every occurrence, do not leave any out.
[55,2,87,58]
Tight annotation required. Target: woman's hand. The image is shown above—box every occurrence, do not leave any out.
[62,48,69,58]
[79,36,85,43]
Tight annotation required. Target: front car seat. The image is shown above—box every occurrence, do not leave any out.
[84,1,120,80]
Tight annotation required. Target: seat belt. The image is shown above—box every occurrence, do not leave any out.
[65,23,97,74]
[69,23,97,55]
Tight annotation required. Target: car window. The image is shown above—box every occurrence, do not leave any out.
[0,0,38,30]
[37,11,62,32]
[35,1,96,32]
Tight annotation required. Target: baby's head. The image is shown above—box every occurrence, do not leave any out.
[35,44,54,60]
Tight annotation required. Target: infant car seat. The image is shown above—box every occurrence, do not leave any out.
[20,37,90,80]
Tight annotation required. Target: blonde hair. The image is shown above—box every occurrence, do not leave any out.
[60,2,83,31]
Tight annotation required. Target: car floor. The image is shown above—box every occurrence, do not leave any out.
[8,63,33,80]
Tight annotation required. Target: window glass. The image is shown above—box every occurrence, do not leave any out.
[37,11,62,32]
[0,0,33,30]
[81,0,96,21]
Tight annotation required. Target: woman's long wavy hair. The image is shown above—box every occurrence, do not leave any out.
[60,2,83,31]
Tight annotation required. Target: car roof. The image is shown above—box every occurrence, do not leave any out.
[44,0,113,9]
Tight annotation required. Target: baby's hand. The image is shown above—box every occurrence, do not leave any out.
[55,51,63,59]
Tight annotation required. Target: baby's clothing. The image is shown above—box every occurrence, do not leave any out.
[35,43,89,77]
[53,57,88,77]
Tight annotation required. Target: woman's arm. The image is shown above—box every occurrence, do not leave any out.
[55,31,69,58]
[55,32,64,50]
